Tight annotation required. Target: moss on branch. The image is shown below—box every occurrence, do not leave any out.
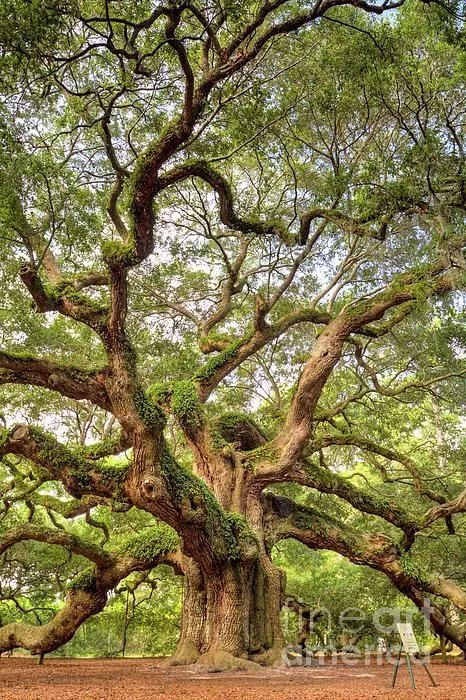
[134,389,166,430]
[224,511,259,560]
[346,264,437,320]
[43,279,108,318]
[119,522,179,561]
[67,566,97,592]
[25,427,129,497]
[195,337,247,381]
[172,380,204,429]
[399,553,431,586]
[147,381,172,406]
[101,239,137,267]
[160,448,254,561]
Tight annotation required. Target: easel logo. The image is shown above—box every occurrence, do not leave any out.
[392,622,437,689]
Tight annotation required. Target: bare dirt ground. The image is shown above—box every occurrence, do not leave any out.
[0,656,465,700]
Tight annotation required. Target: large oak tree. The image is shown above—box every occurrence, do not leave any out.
[0,0,465,668]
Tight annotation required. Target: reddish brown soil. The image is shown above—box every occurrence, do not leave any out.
[0,656,465,699]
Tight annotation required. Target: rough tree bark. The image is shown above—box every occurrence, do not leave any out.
[167,553,286,669]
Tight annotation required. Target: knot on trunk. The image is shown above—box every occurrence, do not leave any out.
[10,424,29,442]
[48,372,66,388]
[141,477,164,500]
[180,495,206,523]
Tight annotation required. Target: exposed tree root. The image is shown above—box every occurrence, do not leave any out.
[159,641,200,667]
[194,649,262,673]
[251,646,287,668]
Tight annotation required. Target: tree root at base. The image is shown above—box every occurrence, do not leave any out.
[158,640,201,667]
[194,649,262,673]
[160,644,288,672]
[251,646,288,668]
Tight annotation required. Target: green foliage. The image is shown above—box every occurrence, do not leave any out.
[44,279,108,316]
[0,0,69,57]
[95,463,130,489]
[68,567,97,592]
[101,240,136,267]
[276,542,434,648]
[57,566,182,658]
[171,380,203,428]
[120,523,179,561]
[399,553,430,586]
[243,442,278,469]
[134,389,165,431]
[195,338,248,381]
[30,427,91,484]
[147,381,172,405]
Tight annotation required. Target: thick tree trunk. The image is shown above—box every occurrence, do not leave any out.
[166,555,285,670]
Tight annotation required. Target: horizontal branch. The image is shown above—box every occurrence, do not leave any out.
[299,207,387,244]
[0,350,110,409]
[0,522,180,657]
[0,425,130,500]
[290,458,417,533]
[264,493,466,650]
[82,431,131,459]
[0,425,258,571]
[423,487,466,527]
[307,432,447,504]
[158,161,290,242]
[0,524,113,567]
[19,264,108,330]
[30,494,117,519]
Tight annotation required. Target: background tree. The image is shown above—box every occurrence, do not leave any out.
[0,0,464,669]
